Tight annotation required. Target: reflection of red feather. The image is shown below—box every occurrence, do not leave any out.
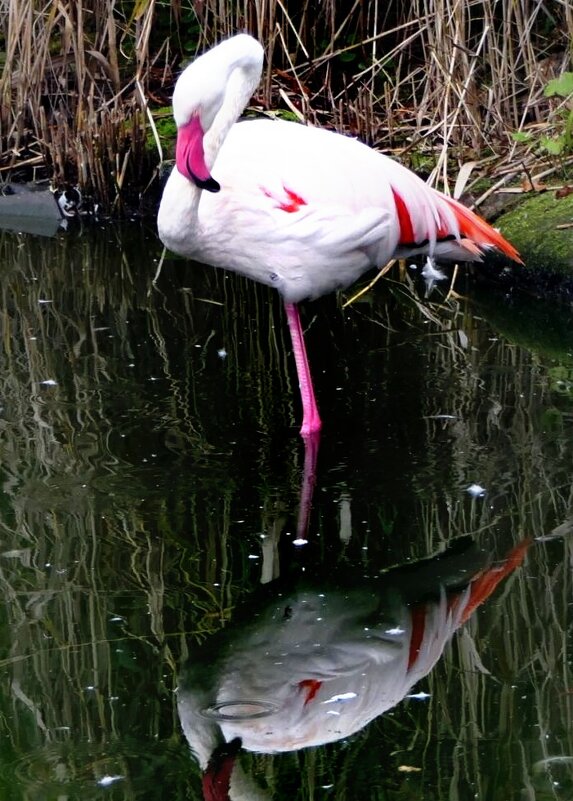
[299,678,323,705]
[408,603,428,671]
[458,538,531,624]
[202,739,242,801]
[408,539,532,672]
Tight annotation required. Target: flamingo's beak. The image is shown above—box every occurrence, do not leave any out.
[176,116,221,193]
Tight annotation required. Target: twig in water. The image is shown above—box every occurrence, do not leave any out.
[343,259,397,307]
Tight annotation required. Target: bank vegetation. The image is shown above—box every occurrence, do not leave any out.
[0,0,572,213]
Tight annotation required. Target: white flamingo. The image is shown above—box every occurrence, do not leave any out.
[158,34,521,436]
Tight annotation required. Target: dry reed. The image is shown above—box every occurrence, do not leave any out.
[0,1,571,209]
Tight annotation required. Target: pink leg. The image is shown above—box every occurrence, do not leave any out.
[284,302,322,436]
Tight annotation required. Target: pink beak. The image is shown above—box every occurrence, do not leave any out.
[176,116,220,193]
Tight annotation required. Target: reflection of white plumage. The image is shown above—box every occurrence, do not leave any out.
[157,34,521,436]
[177,538,529,800]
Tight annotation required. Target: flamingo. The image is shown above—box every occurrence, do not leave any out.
[178,536,530,801]
[157,34,521,437]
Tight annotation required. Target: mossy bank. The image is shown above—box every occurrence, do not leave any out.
[484,191,573,301]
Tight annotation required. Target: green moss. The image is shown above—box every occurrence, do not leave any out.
[147,107,177,159]
[495,192,573,275]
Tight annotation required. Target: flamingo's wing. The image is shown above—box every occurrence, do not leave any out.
[218,118,520,261]
[186,117,518,301]
[195,120,406,299]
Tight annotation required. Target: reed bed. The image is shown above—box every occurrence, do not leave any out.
[0,0,571,210]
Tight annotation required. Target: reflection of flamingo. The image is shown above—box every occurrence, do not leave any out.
[157,34,522,436]
[178,537,530,801]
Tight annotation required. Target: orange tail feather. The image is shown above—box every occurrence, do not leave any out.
[444,196,523,264]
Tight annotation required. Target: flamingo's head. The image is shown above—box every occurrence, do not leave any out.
[172,35,264,193]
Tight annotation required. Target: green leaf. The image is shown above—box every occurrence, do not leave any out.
[275,110,301,122]
[511,131,533,143]
[544,72,573,98]
[540,135,565,155]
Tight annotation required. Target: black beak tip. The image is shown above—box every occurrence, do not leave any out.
[192,173,221,193]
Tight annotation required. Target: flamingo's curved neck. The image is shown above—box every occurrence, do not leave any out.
[203,60,261,170]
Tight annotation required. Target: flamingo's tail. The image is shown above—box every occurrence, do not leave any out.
[442,195,523,264]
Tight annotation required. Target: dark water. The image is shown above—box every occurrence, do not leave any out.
[1,224,572,801]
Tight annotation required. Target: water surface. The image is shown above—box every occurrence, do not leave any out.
[0,225,572,800]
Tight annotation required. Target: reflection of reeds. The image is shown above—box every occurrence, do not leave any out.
[0,225,300,745]
[337,286,573,799]
[0,228,572,798]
